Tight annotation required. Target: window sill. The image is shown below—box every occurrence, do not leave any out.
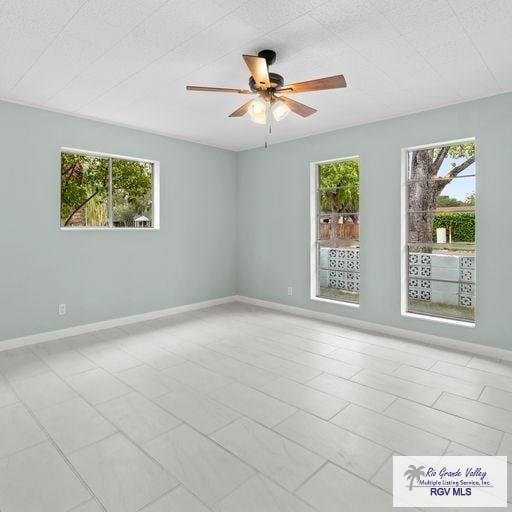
[310,296,360,308]
[401,311,475,328]
[60,227,160,231]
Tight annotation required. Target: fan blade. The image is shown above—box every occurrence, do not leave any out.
[278,96,317,117]
[228,99,254,117]
[279,74,346,93]
[242,55,270,89]
[186,85,253,94]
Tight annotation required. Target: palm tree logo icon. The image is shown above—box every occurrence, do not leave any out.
[404,465,426,490]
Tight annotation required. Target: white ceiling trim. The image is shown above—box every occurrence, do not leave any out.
[0,0,511,149]
[2,89,506,154]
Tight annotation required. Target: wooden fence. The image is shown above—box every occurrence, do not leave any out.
[320,223,359,240]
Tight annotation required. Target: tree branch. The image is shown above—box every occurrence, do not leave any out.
[435,155,475,192]
[433,146,449,173]
[64,189,100,226]
[61,163,74,175]
[62,162,82,185]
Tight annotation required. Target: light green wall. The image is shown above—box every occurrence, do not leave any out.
[2,94,511,350]
[237,92,512,350]
[0,101,237,341]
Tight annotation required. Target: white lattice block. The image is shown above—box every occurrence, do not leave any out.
[459,283,475,295]
[460,269,476,283]
[460,256,476,269]
[459,295,475,307]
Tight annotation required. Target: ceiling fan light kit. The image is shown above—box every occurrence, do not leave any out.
[248,97,267,124]
[271,100,291,122]
[186,49,346,144]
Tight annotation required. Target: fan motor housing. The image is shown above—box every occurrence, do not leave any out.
[258,49,276,65]
[249,72,284,92]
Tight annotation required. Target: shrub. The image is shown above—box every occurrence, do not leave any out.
[433,212,475,242]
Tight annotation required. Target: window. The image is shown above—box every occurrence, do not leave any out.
[311,157,360,305]
[403,139,475,323]
[60,149,158,229]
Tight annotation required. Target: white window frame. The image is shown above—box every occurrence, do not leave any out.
[60,147,160,231]
[310,156,360,308]
[400,137,475,327]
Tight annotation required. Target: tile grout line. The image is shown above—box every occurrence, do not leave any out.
[227,307,476,363]
[4,356,189,509]
[52,311,512,428]
[368,452,395,483]
[3,377,108,512]
[269,413,396,487]
[201,306,454,364]
[292,460,330,494]
[57,346,333,509]
[133,484,214,512]
[199,306,504,374]
[1,303,512,511]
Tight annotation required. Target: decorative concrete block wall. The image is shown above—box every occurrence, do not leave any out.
[319,247,475,307]
[408,253,475,307]
[319,248,360,293]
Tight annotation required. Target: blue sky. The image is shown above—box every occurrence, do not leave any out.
[438,156,475,201]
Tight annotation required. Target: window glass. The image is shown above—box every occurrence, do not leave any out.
[60,153,109,227]
[112,159,153,228]
[61,151,155,229]
[315,159,360,304]
[405,142,475,322]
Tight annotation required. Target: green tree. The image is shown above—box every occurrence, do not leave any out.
[465,192,475,206]
[112,159,153,227]
[437,195,463,207]
[61,154,153,227]
[319,160,359,240]
[60,153,109,226]
[409,143,475,249]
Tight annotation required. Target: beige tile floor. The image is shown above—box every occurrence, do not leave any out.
[0,302,510,511]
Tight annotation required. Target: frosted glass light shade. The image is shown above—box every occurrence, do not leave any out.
[272,100,290,122]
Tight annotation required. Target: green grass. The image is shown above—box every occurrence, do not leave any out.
[319,287,359,304]
[408,299,474,322]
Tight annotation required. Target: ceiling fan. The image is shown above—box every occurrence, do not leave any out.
[186,49,346,126]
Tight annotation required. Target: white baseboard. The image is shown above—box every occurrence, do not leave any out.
[3,293,511,363]
[0,296,238,352]
[236,296,512,362]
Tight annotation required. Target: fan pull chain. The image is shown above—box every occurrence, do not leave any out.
[265,101,272,149]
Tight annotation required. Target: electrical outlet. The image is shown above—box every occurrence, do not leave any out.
[58,303,66,316]
[287,286,293,296]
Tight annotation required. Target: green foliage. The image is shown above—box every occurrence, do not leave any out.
[446,143,475,159]
[433,212,475,242]
[437,195,463,207]
[319,160,359,213]
[60,153,153,227]
[60,153,109,226]
[85,196,108,227]
[437,194,475,207]
[465,192,475,206]
[112,159,153,227]
[433,143,475,164]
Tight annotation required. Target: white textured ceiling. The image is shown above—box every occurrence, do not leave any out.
[1,0,511,150]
